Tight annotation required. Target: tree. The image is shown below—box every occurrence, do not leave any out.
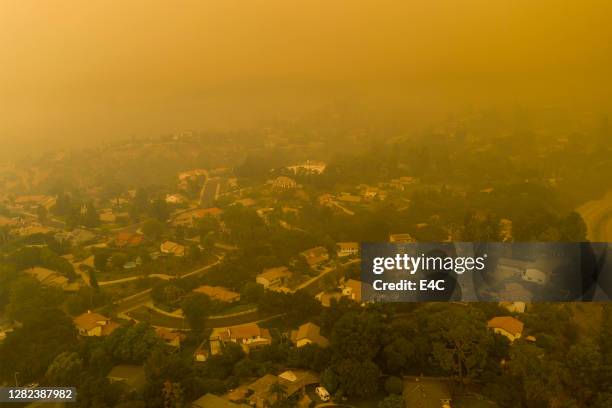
[180,293,210,332]
[45,352,83,386]
[6,277,64,322]
[105,322,163,364]
[330,312,384,360]
[427,306,491,387]
[325,358,380,398]
[268,382,288,407]
[384,376,403,395]
[83,202,100,228]
[565,338,602,403]
[37,205,48,224]
[111,252,129,269]
[94,250,111,271]
[162,380,184,408]
[508,344,561,405]
[0,308,77,384]
[149,199,170,222]
[88,268,99,289]
[142,218,165,241]
[559,211,587,242]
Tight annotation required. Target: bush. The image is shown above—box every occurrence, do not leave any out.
[384,376,403,395]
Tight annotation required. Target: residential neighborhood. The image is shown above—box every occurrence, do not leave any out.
[0,108,610,408]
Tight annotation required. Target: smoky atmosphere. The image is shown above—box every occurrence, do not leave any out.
[1,2,612,408]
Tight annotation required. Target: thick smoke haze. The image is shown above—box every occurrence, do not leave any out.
[1,0,611,157]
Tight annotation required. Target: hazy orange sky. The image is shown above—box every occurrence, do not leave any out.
[1,1,611,155]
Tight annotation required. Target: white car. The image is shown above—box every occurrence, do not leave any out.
[315,386,330,402]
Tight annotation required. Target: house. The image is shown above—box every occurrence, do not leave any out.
[389,233,415,243]
[55,228,97,246]
[290,322,329,348]
[404,376,452,408]
[178,168,207,181]
[315,291,343,307]
[336,241,359,257]
[165,193,187,204]
[499,301,526,314]
[171,207,223,227]
[107,365,146,392]
[14,195,56,210]
[318,194,334,207]
[342,279,362,303]
[271,176,297,189]
[194,285,241,303]
[286,160,327,175]
[160,241,186,257]
[256,266,292,290]
[155,327,185,348]
[73,311,119,337]
[16,223,54,237]
[0,215,19,228]
[114,232,144,248]
[337,193,361,203]
[192,393,248,408]
[226,370,319,408]
[233,198,256,207]
[300,246,329,267]
[360,186,387,201]
[99,209,116,223]
[487,316,524,342]
[210,323,272,355]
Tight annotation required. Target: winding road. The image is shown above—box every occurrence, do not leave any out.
[577,191,612,242]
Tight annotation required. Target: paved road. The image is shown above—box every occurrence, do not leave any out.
[109,255,224,315]
[577,191,612,242]
[98,254,223,286]
[126,306,282,330]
